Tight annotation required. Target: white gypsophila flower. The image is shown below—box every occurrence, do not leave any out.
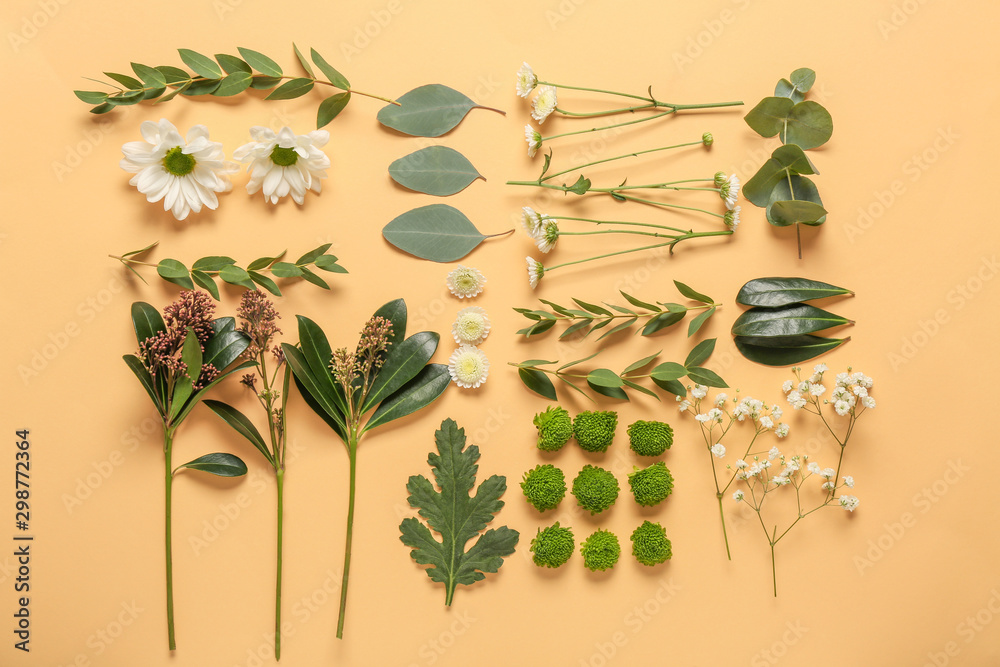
[861,396,876,409]
[677,399,691,412]
[520,206,543,238]
[536,219,559,253]
[807,462,821,475]
[783,459,800,474]
[526,256,545,289]
[810,383,827,397]
[813,363,828,374]
[786,391,807,410]
[773,475,791,486]
[733,490,745,502]
[782,380,794,393]
[853,385,869,398]
[515,62,538,98]
[531,85,558,123]
[234,126,330,205]
[820,468,835,480]
[834,400,852,417]
[446,265,486,299]
[448,345,490,389]
[524,125,542,158]
[691,384,708,400]
[695,413,710,423]
[844,476,855,488]
[714,393,728,406]
[840,495,860,512]
[759,415,774,430]
[707,408,723,422]
[724,205,740,229]
[719,174,740,210]
[798,381,811,393]
[711,443,726,458]
[860,374,874,389]
[120,118,237,221]
[451,306,491,345]
[835,372,850,387]
[768,446,780,461]
[735,459,749,470]
[822,481,835,490]
[775,423,790,438]
[771,405,783,420]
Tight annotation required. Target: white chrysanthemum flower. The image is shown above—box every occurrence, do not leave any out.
[526,257,545,289]
[844,476,855,488]
[120,118,237,221]
[711,443,726,458]
[774,423,790,438]
[233,126,330,204]
[719,174,740,210]
[451,306,491,345]
[446,265,486,299]
[724,206,740,229]
[536,219,559,253]
[733,490,745,502]
[524,124,542,158]
[691,384,708,400]
[520,206,543,238]
[448,345,490,389]
[839,495,860,512]
[531,85,558,123]
[515,62,538,98]
[768,446,780,461]
[807,462,821,475]
[861,396,876,409]
[781,380,794,393]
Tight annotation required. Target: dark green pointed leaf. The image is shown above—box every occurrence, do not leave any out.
[731,304,851,337]
[295,244,332,265]
[674,280,713,304]
[298,266,329,290]
[123,354,162,413]
[293,316,348,414]
[215,53,251,74]
[131,62,166,88]
[734,334,849,367]
[377,84,494,137]
[383,205,489,262]
[266,78,314,100]
[517,359,558,368]
[736,277,854,307]
[623,352,660,374]
[596,317,637,340]
[213,72,253,97]
[620,291,658,311]
[372,299,408,350]
[282,343,346,428]
[249,271,281,296]
[518,368,557,400]
[181,327,203,383]
[650,361,686,382]
[781,101,833,150]
[310,48,349,89]
[104,71,142,89]
[744,96,793,138]
[181,78,221,96]
[641,311,684,336]
[571,298,612,316]
[177,452,247,477]
[219,264,256,290]
[192,256,237,272]
[213,317,236,335]
[131,302,165,344]
[587,369,623,388]
[652,377,686,397]
[313,255,347,273]
[524,319,555,337]
[178,49,222,79]
[743,144,819,207]
[204,400,273,466]
[389,146,483,196]
[157,66,191,85]
[587,380,629,401]
[557,352,600,371]
[364,364,450,432]
[142,86,166,101]
[557,374,592,401]
[293,43,314,77]
[89,103,115,114]
[538,299,572,316]
[293,374,347,441]
[106,90,144,106]
[363,332,440,413]
[621,379,659,399]
[687,306,716,337]
[686,366,727,388]
[766,174,826,226]
[271,262,304,278]
[685,338,716,368]
[317,92,351,128]
[247,251,285,271]
[768,200,828,227]
[202,330,251,373]
[74,90,109,104]
[155,82,190,104]
[250,76,282,90]
[157,259,193,289]
[606,304,636,315]
[559,320,591,339]
[190,270,221,301]
[237,47,282,77]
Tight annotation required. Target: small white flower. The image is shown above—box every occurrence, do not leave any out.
[820,467,835,480]
[810,383,826,397]
[714,393,728,406]
[446,265,486,299]
[707,408,723,422]
[531,85,558,123]
[448,345,490,389]
[834,400,852,416]
[786,391,807,410]
[839,495,860,512]
[691,384,708,400]
[711,443,726,458]
[773,475,791,486]
[719,174,740,210]
[735,459,749,470]
[774,423,790,438]
[759,415,774,430]
[515,62,538,98]
[835,372,851,387]
[733,490,745,502]
[526,257,545,289]
[768,446,780,461]
[844,476,855,488]
[451,306,491,345]
[813,363,828,374]
[822,481,835,490]
[120,118,238,221]
[781,380,794,393]
[807,462,821,475]
[234,126,330,204]
[853,385,869,398]
[859,374,874,389]
[524,125,542,158]
[798,381,811,393]
[771,406,783,420]
[677,399,691,412]
[695,413,710,423]
[520,206,543,238]
[724,206,740,229]
[535,219,559,253]
[861,396,876,409]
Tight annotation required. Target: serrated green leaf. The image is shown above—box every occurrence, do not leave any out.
[215,53,251,74]
[317,91,351,128]
[178,49,222,79]
[190,269,221,300]
[383,205,488,262]
[736,277,853,307]
[685,339,716,368]
[157,259,193,289]
[266,77,314,100]
[389,146,483,196]
[567,175,591,195]
[687,306,716,337]
[310,47,350,89]
[213,72,253,96]
[734,334,849,367]
[177,452,248,477]
[219,264,255,289]
[237,47,282,77]
[378,84,490,138]
[518,368,557,400]
[731,304,851,337]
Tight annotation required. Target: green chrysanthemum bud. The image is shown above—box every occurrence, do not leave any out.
[627,420,673,457]
[581,529,621,572]
[631,520,672,566]
[628,462,674,507]
[572,464,619,515]
[520,464,566,512]
[573,410,617,453]
[702,132,714,147]
[531,522,575,568]
[533,406,573,452]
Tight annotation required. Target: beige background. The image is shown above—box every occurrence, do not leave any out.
[2,0,998,665]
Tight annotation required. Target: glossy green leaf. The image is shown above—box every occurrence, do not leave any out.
[247,252,285,271]
[317,92,351,128]
[130,302,166,344]
[313,255,347,273]
[736,277,854,307]
[271,262,304,278]
[105,71,142,89]
[744,96,794,138]
[123,354,162,413]
[377,84,496,137]
[156,259,193,290]
[768,200,828,227]
[623,352,661,374]
[190,270,221,301]
[743,144,818,207]
[178,49,222,79]
[310,48,350,89]
[372,298,408,351]
[177,452,248,477]
[587,369,623,388]
[202,330,251,373]
[204,400,273,466]
[297,267,329,290]
[249,271,281,296]
[292,374,347,441]
[213,72,253,96]
[650,362,686,382]
[688,306,716,337]
[213,317,236,335]
[521,319,556,337]
[587,380,629,401]
[766,175,826,226]
[282,344,347,429]
[74,90,109,104]
[389,146,483,196]
[781,101,833,150]
[641,311,684,336]
[734,334,849,367]
[173,360,255,427]
[651,377,686,397]
[674,280,712,304]
[362,332,440,413]
[293,43,314,77]
[215,53,251,74]
[237,47,282,77]
[219,264,255,290]
[731,304,851,337]
[685,338,716,368]
[181,78,221,96]
[192,256,237,272]
[181,327,203,382]
[686,366,727,388]
[131,62,166,88]
[293,315,349,414]
[266,78,314,100]
[383,205,489,262]
[518,368,557,400]
[364,364,450,432]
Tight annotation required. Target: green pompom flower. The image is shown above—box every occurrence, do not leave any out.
[573,410,618,453]
[572,465,619,515]
[531,522,575,568]
[631,520,672,566]
[628,462,674,507]
[627,420,673,457]
[521,464,566,512]
[581,529,621,572]
[533,406,573,452]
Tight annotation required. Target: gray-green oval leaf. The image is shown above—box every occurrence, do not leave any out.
[780,101,833,150]
[157,259,193,289]
[378,84,500,137]
[177,452,248,477]
[383,205,488,262]
[734,334,849,367]
[744,96,793,138]
[766,175,826,226]
[731,304,851,337]
[743,144,818,207]
[266,78,314,100]
[768,200,828,227]
[178,49,222,79]
[213,72,253,97]
[586,369,623,388]
[237,47,282,77]
[388,146,483,196]
[736,277,854,307]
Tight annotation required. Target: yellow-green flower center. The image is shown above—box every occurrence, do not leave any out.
[162,146,196,176]
[270,146,299,166]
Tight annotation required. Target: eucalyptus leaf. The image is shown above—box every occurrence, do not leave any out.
[780,101,833,150]
[766,175,826,226]
[388,146,484,196]
[743,144,818,207]
[215,53,251,74]
[89,103,115,114]
[650,362,686,382]
[744,96,794,138]
[298,267,329,290]
[685,338,716,368]
[674,280,713,304]
[271,262,304,278]
[587,381,629,401]
[686,366,727,388]
[774,79,804,103]
[622,352,661,374]
[177,452,248,477]
[789,68,816,93]
[651,377,686,397]
[518,368,557,401]
[190,270,221,301]
[736,277,853,307]
[107,91,145,106]
[377,84,502,137]
[219,264,256,290]
[250,76,282,90]
[131,63,167,89]
[641,311,684,336]
[734,334,849,367]
[157,66,190,85]
[181,78,221,96]
[247,252,285,271]
[296,244,333,264]
[383,204,491,262]
[310,48,350,89]
[178,49,222,79]
[687,306,716,337]
[74,90,109,104]
[768,200,828,227]
[293,43,315,77]
[621,379,659,399]
[620,291,658,311]
[105,71,143,89]
[731,304,852,337]
[249,271,281,296]
[314,256,347,273]
[586,369,624,388]
[192,256,237,272]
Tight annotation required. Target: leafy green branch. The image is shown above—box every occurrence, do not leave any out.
[74,45,397,129]
[111,241,347,299]
[515,281,720,339]
[510,339,727,402]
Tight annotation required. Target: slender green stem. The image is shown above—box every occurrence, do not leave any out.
[558,229,680,239]
[275,76,399,105]
[541,141,704,182]
[537,80,743,111]
[553,216,690,235]
[609,192,725,218]
[538,80,654,102]
[540,109,677,141]
[164,427,176,651]
[771,542,778,597]
[554,103,658,118]
[545,231,732,272]
[717,493,732,560]
[336,439,358,639]
[274,468,284,660]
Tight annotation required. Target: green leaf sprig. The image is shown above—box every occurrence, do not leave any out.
[399,419,519,606]
[515,281,719,339]
[733,277,854,366]
[74,44,398,129]
[112,241,347,299]
[743,68,833,258]
[510,339,727,402]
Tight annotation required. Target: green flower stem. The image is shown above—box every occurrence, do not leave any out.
[544,230,732,273]
[163,426,176,651]
[609,192,726,218]
[538,109,678,142]
[554,103,659,118]
[538,80,656,102]
[785,171,803,259]
[539,141,705,182]
[274,468,284,660]
[718,493,732,561]
[537,80,744,111]
[336,438,358,639]
[551,216,689,235]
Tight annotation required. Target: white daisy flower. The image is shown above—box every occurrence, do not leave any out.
[711,443,726,458]
[536,219,559,253]
[446,265,486,299]
[520,206,544,238]
[233,126,330,205]
[516,62,538,98]
[448,345,490,389]
[839,495,860,512]
[451,306,491,345]
[120,118,237,221]
[531,85,558,123]
[719,174,740,210]
[724,206,740,229]
[524,125,542,158]
[526,257,545,289]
